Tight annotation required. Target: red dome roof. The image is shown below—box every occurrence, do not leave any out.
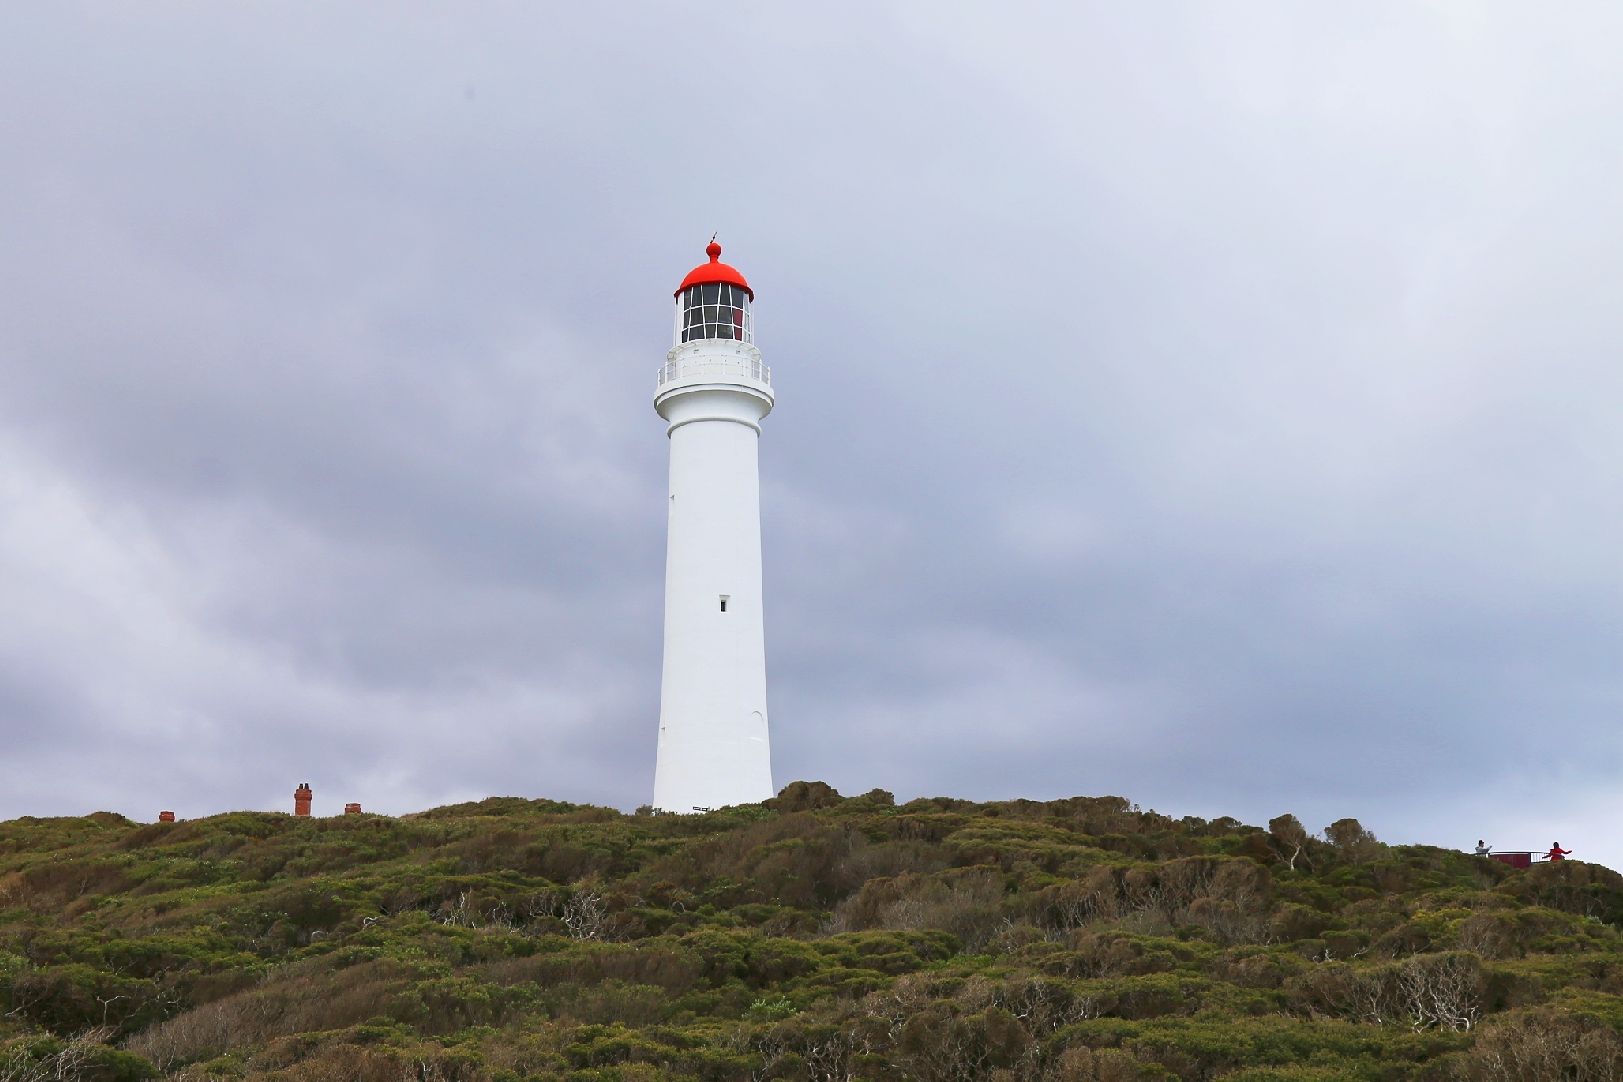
[675,240,753,300]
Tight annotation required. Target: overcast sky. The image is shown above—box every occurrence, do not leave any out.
[3,4,1620,869]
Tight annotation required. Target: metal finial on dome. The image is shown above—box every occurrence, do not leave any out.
[706,238,722,261]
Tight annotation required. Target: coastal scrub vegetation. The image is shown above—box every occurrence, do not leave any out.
[1,784,1620,1080]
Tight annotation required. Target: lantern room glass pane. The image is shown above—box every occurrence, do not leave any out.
[677,284,752,344]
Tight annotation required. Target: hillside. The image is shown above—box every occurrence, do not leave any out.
[2,784,1621,1081]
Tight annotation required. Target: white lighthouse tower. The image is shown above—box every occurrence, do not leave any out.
[652,241,776,812]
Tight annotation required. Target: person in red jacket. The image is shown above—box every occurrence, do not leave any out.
[1546,843,1571,862]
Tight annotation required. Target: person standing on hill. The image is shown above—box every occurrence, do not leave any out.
[1545,843,1571,862]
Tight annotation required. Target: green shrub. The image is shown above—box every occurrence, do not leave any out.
[1,791,1619,1080]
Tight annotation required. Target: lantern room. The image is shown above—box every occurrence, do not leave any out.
[674,240,753,345]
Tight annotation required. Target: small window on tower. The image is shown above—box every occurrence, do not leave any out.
[719,595,730,613]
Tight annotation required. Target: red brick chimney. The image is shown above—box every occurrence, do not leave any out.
[294,782,313,817]
[344,802,362,815]
[158,810,176,823]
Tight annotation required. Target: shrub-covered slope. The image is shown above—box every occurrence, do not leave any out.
[2,784,1621,1081]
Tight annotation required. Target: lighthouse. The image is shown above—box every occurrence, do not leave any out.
[652,241,775,812]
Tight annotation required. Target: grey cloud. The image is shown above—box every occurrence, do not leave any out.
[2,5,1621,867]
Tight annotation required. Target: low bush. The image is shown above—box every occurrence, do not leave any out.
[0,790,1616,1080]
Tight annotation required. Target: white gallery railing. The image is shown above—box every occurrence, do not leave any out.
[657,354,772,388]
